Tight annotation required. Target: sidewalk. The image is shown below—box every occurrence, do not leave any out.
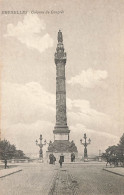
[0,166,22,178]
[0,163,59,195]
[103,167,124,177]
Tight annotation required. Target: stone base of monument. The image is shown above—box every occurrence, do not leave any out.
[46,151,78,163]
[46,140,78,163]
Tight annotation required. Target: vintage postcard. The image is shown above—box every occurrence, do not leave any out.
[0,0,124,194]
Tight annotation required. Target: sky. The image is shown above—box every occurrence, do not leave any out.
[0,0,124,157]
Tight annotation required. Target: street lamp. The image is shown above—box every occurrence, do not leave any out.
[98,150,102,162]
[80,133,91,160]
[35,134,46,160]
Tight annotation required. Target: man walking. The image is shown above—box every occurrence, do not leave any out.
[59,158,63,168]
[4,158,8,169]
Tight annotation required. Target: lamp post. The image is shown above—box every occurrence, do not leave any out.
[80,133,91,160]
[35,134,46,160]
[98,150,102,162]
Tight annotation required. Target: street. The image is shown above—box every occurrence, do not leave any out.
[65,163,124,195]
[0,163,58,195]
[0,162,124,195]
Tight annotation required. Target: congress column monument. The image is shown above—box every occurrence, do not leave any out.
[54,30,70,139]
[47,30,78,162]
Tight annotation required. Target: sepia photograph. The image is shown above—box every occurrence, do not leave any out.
[0,0,124,194]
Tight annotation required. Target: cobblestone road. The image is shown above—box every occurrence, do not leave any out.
[65,164,124,195]
[0,163,58,195]
[0,163,124,195]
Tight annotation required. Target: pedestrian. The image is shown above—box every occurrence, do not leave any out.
[53,156,56,165]
[59,158,63,168]
[49,154,53,164]
[4,158,8,169]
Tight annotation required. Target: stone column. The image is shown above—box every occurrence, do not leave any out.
[47,30,78,159]
[53,30,70,138]
[56,60,67,126]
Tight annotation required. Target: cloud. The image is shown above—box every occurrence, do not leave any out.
[1,81,119,156]
[1,82,56,156]
[1,81,111,131]
[67,98,118,134]
[2,121,54,157]
[67,68,108,88]
[4,14,53,53]
[1,82,55,125]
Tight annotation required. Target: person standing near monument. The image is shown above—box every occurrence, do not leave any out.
[53,156,56,165]
[59,158,63,168]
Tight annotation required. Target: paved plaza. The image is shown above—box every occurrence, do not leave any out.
[65,164,124,195]
[0,162,124,195]
[0,163,58,195]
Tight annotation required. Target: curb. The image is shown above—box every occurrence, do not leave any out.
[103,168,124,177]
[0,169,22,178]
[63,161,106,164]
